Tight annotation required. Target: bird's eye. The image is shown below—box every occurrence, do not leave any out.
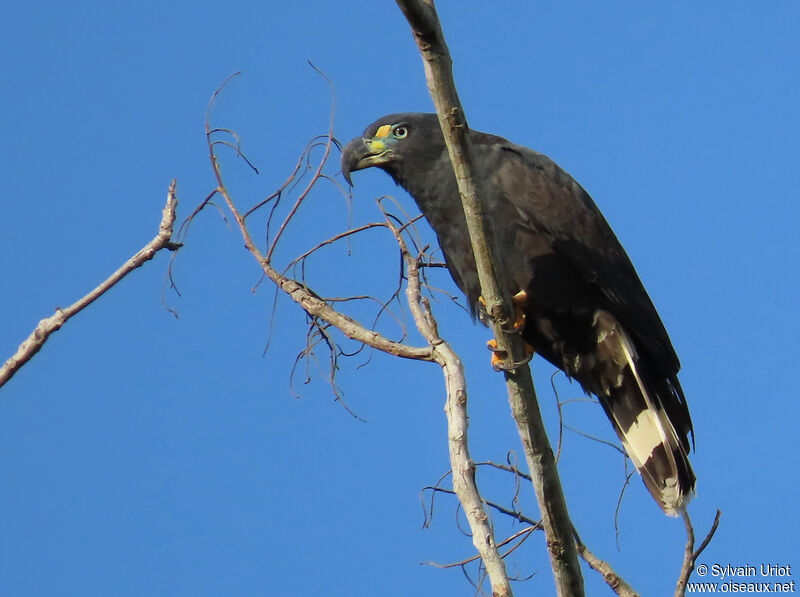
[393,126,408,139]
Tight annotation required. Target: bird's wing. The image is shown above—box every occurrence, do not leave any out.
[473,134,680,372]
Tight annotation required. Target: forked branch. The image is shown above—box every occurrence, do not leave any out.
[674,510,722,597]
[202,71,514,594]
[0,182,181,389]
[200,79,432,365]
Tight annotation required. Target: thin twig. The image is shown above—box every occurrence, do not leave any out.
[423,526,538,569]
[0,182,181,388]
[674,510,722,597]
[266,66,337,262]
[564,425,627,456]
[614,468,636,549]
[424,485,542,529]
[283,222,389,271]
[203,77,432,366]
[481,460,532,483]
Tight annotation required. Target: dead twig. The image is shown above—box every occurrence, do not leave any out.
[0,182,181,389]
[202,75,432,366]
[423,525,539,569]
[674,510,722,597]
[423,485,542,530]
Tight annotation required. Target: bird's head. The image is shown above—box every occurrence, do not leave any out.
[340,113,443,186]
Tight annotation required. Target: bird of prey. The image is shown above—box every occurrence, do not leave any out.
[341,113,695,515]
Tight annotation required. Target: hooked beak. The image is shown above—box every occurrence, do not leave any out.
[341,136,394,186]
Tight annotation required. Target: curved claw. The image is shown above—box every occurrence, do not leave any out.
[487,338,506,371]
[487,338,534,372]
[479,290,529,332]
[511,289,529,330]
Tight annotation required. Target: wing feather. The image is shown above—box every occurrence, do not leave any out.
[476,136,680,373]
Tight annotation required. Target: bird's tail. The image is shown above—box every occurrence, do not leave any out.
[590,311,696,515]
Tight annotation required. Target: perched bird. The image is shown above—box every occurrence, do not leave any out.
[341,113,696,515]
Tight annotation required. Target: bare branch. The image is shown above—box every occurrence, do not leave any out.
[385,214,515,596]
[564,425,627,456]
[422,476,542,529]
[394,2,584,594]
[203,80,432,369]
[423,525,538,569]
[481,460,532,483]
[674,510,722,597]
[614,468,636,549]
[0,182,181,389]
[242,141,307,220]
[574,531,640,597]
[283,222,389,272]
[266,66,337,262]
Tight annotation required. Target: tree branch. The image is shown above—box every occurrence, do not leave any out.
[204,89,432,366]
[574,531,640,597]
[674,510,722,597]
[394,1,584,594]
[0,182,181,389]
[386,215,514,596]
[204,76,511,593]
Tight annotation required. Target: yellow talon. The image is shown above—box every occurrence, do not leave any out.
[487,338,507,370]
[511,289,528,330]
[485,290,532,369]
[487,337,534,371]
[480,290,528,329]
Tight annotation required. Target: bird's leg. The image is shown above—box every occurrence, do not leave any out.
[485,290,533,370]
[486,338,534,371]
[478,290,528,332]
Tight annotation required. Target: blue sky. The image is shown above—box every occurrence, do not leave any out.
[1,2,798,595]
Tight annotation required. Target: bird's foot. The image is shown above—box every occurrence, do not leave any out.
[487,338,534,372]
[478,289,529,333]
[510,289,528,331]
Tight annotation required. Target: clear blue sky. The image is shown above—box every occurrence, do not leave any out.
[2,2,798,595]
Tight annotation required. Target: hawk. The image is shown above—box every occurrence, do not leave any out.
[341,113,695,515]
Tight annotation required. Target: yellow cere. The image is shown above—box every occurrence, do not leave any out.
[367,139,386,152]
[374,124,392,138]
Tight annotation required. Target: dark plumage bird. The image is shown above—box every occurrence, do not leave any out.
[341,113,695,515]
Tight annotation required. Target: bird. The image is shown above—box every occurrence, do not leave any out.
[340,112,695,515]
